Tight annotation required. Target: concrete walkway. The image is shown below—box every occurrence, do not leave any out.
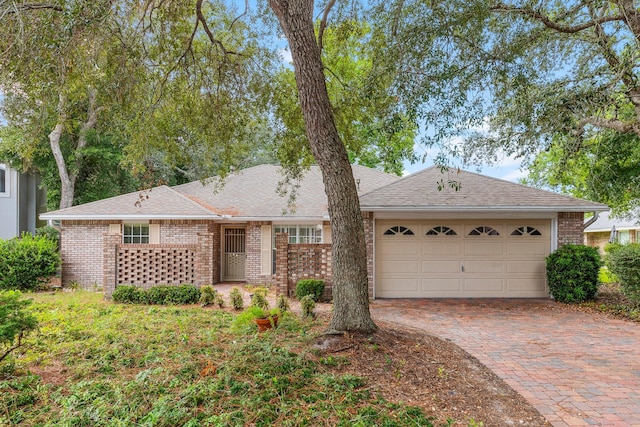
[371,299,640,427]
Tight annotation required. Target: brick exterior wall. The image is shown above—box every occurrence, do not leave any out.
[557,212,585,247]
[274,232,333,300]
[61,220,110,288]
[153,220,209,244]
[362,212,374,298]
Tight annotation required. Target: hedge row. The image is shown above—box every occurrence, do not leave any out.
[0,234,60,291]
[112,284,200,305]
[546,244,602,303]
[606,243,640,305]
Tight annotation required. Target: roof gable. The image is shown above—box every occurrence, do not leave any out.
[40,186,216,220]
[360,167,608,212]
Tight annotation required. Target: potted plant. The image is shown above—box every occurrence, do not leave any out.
[237,306,281,332]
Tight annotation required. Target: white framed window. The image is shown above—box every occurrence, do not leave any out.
[0,164,8,197]
[273,224,322,244]
[271,224,323,274]
[123,223,150,244]
[618,230,630,245]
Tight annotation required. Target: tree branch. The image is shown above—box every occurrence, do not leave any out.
[491,3,625,34]
[318,0,336,53]
[230,0,249,30]
[578,116,640,135]
[0,2,62,14]
[195,0,238,55]
[0,331,24,363]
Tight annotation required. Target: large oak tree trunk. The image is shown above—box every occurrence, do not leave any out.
[269,0,377,333]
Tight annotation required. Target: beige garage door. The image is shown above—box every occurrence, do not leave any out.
[375,219,551,298]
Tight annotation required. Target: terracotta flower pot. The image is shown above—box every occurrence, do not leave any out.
[255,315,278,332]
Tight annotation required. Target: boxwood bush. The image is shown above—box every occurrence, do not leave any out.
[546,244,602,303]
[0,234,60,291]
[113,284,200,305]
[295,279,325,302]
[606,243,640,305]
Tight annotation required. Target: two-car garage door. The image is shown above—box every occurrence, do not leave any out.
[375,219,551,298]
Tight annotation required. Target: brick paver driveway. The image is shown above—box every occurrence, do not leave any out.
[371,299,640,427]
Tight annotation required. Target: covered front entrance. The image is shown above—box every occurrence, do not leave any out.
[375,219,552,298]
[222,227,246,281]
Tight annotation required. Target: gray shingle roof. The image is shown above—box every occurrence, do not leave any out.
[173,164,401,219]
[359,167,608,212]
[41,164,400,220]
[584,211,640,232]
[40,186,216,220]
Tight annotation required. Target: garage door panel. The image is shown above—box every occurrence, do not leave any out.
[464,260,504,274]
[507,278,547,293]
[422,241,460,256]
[507,260,545,276]
[507,242,548,256]
[464,242,504,256]
[378,242,419,256]
[464,278,504,292]
[421,260,460,274]
[378,278,419,292]
[379,260,419,275]
[422,278,461,292]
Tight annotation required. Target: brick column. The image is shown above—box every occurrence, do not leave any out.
[275,232,289,295]
[362,211,374,299]
[197,232,214,286]
[102,233,121,299]
[558,212,585,247]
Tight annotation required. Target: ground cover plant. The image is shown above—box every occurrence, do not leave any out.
[0,291,550,426]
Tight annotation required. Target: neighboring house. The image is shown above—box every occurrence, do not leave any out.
[40,164,607,299]
[584,211,640,253]
[0,163,46,240]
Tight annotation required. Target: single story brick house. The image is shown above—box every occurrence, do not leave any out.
[584,211,640,253]
[41,164,607,299]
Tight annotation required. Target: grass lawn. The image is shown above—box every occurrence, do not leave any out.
[1,291,436,427]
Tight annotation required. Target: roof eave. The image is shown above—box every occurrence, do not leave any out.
[39,214,219,221]
[360,206,609,212]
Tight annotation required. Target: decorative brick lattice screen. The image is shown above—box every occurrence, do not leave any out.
[275,232,333,300]
[117,244,197,288]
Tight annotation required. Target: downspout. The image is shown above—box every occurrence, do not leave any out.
[583,211,600,230]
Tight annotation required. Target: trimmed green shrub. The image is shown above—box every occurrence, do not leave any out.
[1,290,38,363]
[113,284,200,305]
[546,244,602,303]
[215,293,225,308]
[112,285,144,304]
[0,233,60,291]
[606,243,640,305]
[199,285,218,306]
[230,287,244,310]
[295,279,325,302]
[144,285,200,305]
[35,226,60,250]
[300,294,316,318]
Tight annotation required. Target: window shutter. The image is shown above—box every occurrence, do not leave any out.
[323,225,332,244]
[149,224,160,244]
[109,223,121,234]
[261,225,272,275]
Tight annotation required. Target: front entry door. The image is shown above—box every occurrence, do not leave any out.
[223,228,246,281]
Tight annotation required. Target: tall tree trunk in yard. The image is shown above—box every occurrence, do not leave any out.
[269,0,377,333]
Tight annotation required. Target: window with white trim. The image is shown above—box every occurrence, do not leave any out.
[618,230,630,245]
[273,224,322,244]
[123,223,150,243]
[0,164,7,196]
